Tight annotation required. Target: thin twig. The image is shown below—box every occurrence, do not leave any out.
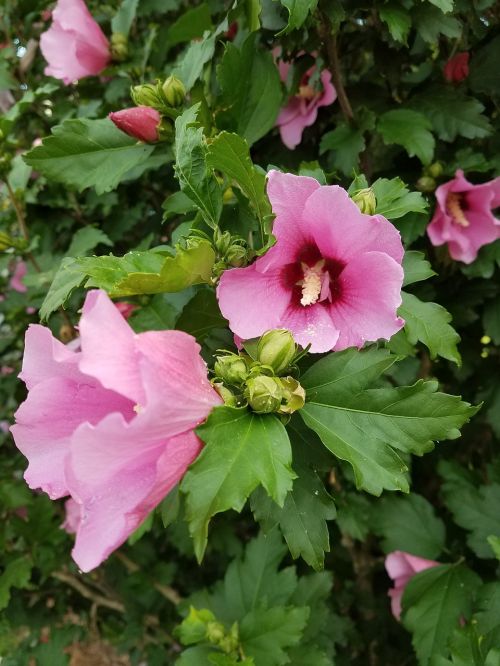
[115,552,181,605]
[52,570,125,613]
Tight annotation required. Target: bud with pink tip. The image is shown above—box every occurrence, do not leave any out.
[108,106,161,143]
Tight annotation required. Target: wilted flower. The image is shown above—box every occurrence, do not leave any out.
[427,170,500,263]
[11,290,221,572]
[109,106,161,143]
[385,551,440,620]
[40,0,110,85]
[217,171,404,353]
[275,52,337,150]
[443,52,469,83]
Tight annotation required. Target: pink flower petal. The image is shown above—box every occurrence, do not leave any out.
[280,303,340,352]
[385,551,440,620]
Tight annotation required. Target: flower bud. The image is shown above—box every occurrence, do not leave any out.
[351,187,376,215]
[214,355,249,385]
[279,377,306,414]
[244,375,284,413]
[214,229,232,256]
[110,33,128,61]
[416,176,436,193]
[213,382,238,407]
[257,329,296,375]
[427,162,443,179]
[131,83,163,109]
[226,244,247,268]
[162,75,186,107]
[206,621,225,644]
[0,231,27,251]
[109,106,161,143]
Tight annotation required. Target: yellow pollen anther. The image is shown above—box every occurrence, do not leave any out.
[447,192,470,227]
[298,260,325,306]
[299,84,316,100]
[133,404,143,414]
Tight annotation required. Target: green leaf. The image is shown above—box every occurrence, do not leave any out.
[217,34,282,146]
[251,462,336,570]
[439,460,500,559]
[372,177,428,220]
[402,563,481,666]
[300,348,477,495]
[129,294,179,332]
[379,3,412,42]
[174,105,223,228]
[111,0,139,35]
[469,35,500,97]
[413,4,461,43]
[411,88,492,142]
[461,240,500,279]
[474,583,500,650]
[24,119,155,194]
[0,557,32,610]
[240,606,310,666]
[427,0,454,12]
[176,289,227,342]
[165,3,213,48]
[277,0,318,33]
[403,251,436,287]
[320,124,365,176]
[399,292,461,364]
[182,408,295,560]
[39,257,88,321]
[372,493,446,558]
[336,493,372,541]
[66,227,113,257]
[378,109,435,165]
[172,23,226,91]
[206,132,271,226]
[483,296,500,345]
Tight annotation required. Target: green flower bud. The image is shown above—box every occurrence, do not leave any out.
[214,355,249,385]
[279,377,306,414]
[416,176,436,193]
[206,621,225,645]
[213,382,238,407]
[427,162,443,179]
[257,329,296,376]
[162,75,186,107]
[158,119,174,142]
[110,34,128,61]
[214,229,232,256]
[131,83,164,109]
[226,244,247,268]
[351,187,377,215]
[244,375,284,414]
[111,32,127,46]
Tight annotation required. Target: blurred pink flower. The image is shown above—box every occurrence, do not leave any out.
[40,0,110,85]
[109,107,161,143]
[275,53,336,149]
[115,301,138,320]
[11,290,221,572]
[444,52,469,83]
[427,170,500,263]
[385,551,440,620]
[217,171,404,353]
[9,260,27,293]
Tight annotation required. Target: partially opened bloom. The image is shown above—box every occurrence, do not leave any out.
[40,0,110,85]
[11,290,221,572]
[385,551,440,620]
[444,52,469,83]
[109,107,161,143]
[427,170,500,263]
[275,53,336,150]
[217,171,404,353]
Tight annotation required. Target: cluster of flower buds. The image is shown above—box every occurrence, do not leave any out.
[176,607,240,656]
[212,228,249,277]
[110,32,128,62]
[351,187,376,215]
[416,162,444,193]
[212,329,306,417]
[0,231,28,252]
[109,75,186,143]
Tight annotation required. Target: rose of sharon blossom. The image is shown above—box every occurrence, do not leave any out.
[40,0,110,85]
[444,52,469,83]
[217,171,404,353]
[109,107,161,143]
[427,170,500,264]
[275,54,336,150]
[11,290,221,572]
[385,551,440,620]
[9,260,27,293]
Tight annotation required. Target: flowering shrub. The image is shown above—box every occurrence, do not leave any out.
[0,0,499,664]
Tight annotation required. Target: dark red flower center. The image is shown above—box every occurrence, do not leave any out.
[282,245,345,308]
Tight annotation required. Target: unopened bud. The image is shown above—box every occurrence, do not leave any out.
[226,244,247,268]
[131,83,163,109]
[162,75,186,107]
[244,375,284,414]
[59,324,75,343]
[257,329,296,375]
[279,377,306,414]
[214,355,249,385]
[223,186,234,203]
[213,382,238,407]
[416,176,436,193]
[427,162,443,179]
[351,187,376,215]
[111,33,128,61]
[206,621,225,644]
[214,229,232,256]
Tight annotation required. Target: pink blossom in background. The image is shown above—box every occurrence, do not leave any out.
[11,290,221,572]
[217,171,404,353]
[40,0,110,85]
[444,52,469,83]
[9,261,27,293]
[114,301,139,320]
[385,551,440,620]
[275,53,336,149]
[109,107,161,143]
[427,170,500,263]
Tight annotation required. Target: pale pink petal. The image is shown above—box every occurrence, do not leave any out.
[303,185,405,264]
[217,263,291,340]
[62,498,81,534]
[19,325,79,390]
[278,115,310,150]
[276,98,302,128]
[318,70,337,107]
[9,261,27,293]
[331,252,404,350]
[79,290,145,404]
[280,303,340,353]
[385,551,440,620]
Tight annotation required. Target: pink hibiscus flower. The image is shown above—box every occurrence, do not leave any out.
[275,53,337,150]
[385,550,440,620]
[427,170,500,264]
[11,290,221,572]
[9,260,27,293]
[443,52,469,83]
[109,107,161,143]
[40,0,110,85]
[217,171,404,353]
